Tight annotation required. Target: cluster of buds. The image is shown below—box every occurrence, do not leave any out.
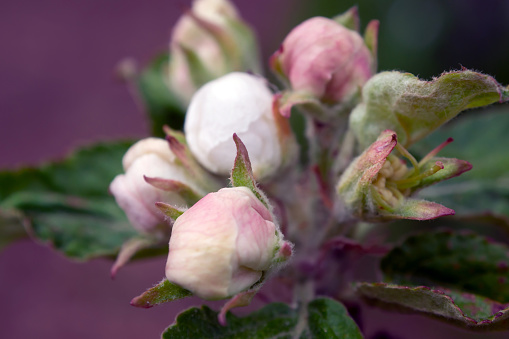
[111,0,498,322]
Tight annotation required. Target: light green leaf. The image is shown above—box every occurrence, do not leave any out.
[162,298,363,339]
[350,70,509,149]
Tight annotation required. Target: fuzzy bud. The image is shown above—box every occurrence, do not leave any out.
[271,16,376,119]
[184,72,296,180]
[165,187,291,300]
[168,0,262,107]
[336,130,472,221]
[110,138,204,233]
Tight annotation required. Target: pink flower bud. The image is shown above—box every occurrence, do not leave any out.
[271,17,375,114]
[165,187,289,299]
[168,0,262,107]
[110,138,203,233]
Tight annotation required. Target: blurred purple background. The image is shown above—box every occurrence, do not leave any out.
[1,0,508,338]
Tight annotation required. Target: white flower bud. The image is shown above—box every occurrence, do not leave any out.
[165,187,289,299]
[110,138,202,233]
[184,72,291,180]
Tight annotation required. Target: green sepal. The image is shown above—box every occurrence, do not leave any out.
[230,134,270,208]
[350,69,509,149]
[144,176,202,205]
[178,43,216,89]
[155,202,186,221]
[130,278,192,308]
[223,17,262,73]
[332,6,360,32]
[363,20,379,71]
[163,126,222,193]
[390,198,454,221]
[409,157,472,193]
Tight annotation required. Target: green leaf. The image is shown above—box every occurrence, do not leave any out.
[350,70,509,149]
[411,107,509,222]
[381,231,509,302]
[137,53,186,136]
[162,298,363,339]
[305,298,364,339]
[356,282,509,330]
[130,278,192,308]
[0,141,132,200]
[0,141,142,260]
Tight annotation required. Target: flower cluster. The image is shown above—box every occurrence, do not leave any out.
[109,0,508,324]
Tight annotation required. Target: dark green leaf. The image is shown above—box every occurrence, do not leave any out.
[0,141,142,260]
[412,107,509,222]
[0,141,132,200]
[357,282,509,330]
[137,53,186,136]
[131,278,192,308]
[162,298,362,339]
[381,231,509,302]
[305,298,364,339]
[350,70,509,149]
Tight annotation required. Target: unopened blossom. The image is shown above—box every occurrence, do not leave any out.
[110,138,204,233]
[184,72,296,180]
[165,187,291,300]
[168,0,261,107]
[271,16,377,118]
[336,130,472,221]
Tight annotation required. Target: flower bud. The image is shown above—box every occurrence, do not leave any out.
[271,16,377,119]
[165,187,291,300]
[110,138,204,233]
[336,130,472,221]
[168,0,262,107]
[184,72,296,180]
